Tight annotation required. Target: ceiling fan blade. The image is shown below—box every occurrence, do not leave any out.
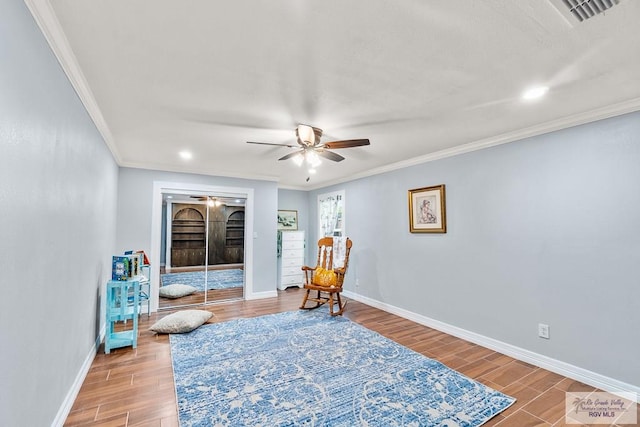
[317,150,345,162]
[278,151,303,161]
[323,139,370,149]
[247,141,298,148]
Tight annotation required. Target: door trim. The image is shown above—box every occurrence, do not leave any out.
[150,181,254,312]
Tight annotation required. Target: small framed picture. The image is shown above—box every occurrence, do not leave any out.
[277,210,298,231]
[408,185,446,233]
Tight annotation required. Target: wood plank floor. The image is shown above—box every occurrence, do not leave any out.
[65,288,636,426]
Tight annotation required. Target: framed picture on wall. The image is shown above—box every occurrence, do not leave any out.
[277,210,298,231]
[408,184,446,233]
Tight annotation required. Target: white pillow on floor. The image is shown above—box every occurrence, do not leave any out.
[159,284,197,299]
[149,310,213,334]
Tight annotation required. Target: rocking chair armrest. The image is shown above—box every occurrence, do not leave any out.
[301,265,315,286]
[332,268,347,288]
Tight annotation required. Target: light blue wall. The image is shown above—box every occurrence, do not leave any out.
[117,168,279,293]
[0,2,119,426]
[309,111,640,388]
[278,189,310,235]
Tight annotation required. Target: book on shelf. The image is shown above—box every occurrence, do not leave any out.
[112,256,130,281]
[137,250,150,266]
[124,249,150,266]
[114,250,150,282]
[128,252,143,277]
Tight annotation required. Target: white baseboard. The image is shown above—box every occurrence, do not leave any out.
[343,290,639,402]
[51,340,98,427]
[246,290,278,300]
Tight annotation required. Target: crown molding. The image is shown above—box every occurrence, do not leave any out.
[119,160,281,183]
[304,97,640,191]
[24,0,122,163]
[277,183,309,191]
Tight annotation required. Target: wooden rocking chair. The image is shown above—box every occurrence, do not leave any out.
[299,237,352,316]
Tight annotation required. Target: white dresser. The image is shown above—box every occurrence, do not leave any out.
[278,230,305,290]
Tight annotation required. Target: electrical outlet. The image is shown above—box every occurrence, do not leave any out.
[355,278,360,288]
[538,323,550,339]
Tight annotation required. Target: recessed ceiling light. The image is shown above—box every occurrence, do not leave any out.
[522,86,549,101]
[179,151,192,160]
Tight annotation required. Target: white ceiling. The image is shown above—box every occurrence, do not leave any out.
[27,0,640,189]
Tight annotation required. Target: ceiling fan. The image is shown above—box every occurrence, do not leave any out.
[247,124,370,165]
[189,195,223,206]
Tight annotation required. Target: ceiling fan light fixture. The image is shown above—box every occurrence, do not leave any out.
[306,150,321,167]
[297,124,315,145]
[207,197,222,207]
[292,153,304,166]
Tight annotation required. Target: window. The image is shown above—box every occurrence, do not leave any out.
[318,190,345,238]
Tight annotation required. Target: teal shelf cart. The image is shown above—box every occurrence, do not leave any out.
[105,279,140,354]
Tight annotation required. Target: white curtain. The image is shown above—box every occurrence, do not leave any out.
[319,191,344,237]
[332,237,347,269]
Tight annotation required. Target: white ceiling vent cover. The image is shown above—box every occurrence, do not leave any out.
[548,0,622,23]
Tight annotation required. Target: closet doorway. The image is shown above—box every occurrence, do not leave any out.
[149,182,255,312]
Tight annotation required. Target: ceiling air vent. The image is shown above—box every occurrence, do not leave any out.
[548,0,622,23]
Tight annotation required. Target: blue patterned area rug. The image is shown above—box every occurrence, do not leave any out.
[170,310,515,426]
[161,269,243,291]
